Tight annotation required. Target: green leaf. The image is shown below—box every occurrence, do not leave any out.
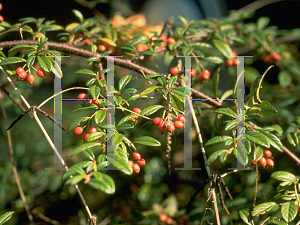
[157,77,166,85]
[205,136,233,146]
[239,210,252,225]
[115,96,122,106]
[71,174,85,185]
[86,78,96,86]
[281,201,298,223]
[212,39,232,59]
[251,202,277,217]
[190,42,212,48]
[94,110,106,124]
[37,55,52,72]
[271,171,297,186]
[118,75,132,92]
[72,9,84,23]
[168,76,177,89]
[145,74,162,79]
[182,47,193,56]
[253,146,263,162]
[260,131,283,152]
[66,117,90,133]
[225,121,237,131]
[141,105,164,116]
[85,132,105,143]
[139,50,157,56]
[117,114,139,127]
[257,17,270,30]
[133,136,161,146]
[261,100,277,118]
[108,155,132,175]
[0,211,14,225]
[287,133,298,147]
[71,142,102,157]
[100,38,116,47]
[26,55,35,68]
[0,57,26,65]
[170,93,182,110]
[90,172,115,194]
[207,150,228,165]
[122,88,137,94]
[90,86,100,99]
[278,71,292,88]
[178,15,188,26]
[120,43,136,51]
[86,57,100,63]
[245,131,270,148]
[140,86,162,97]
[75,69,96,76]
[117,124,134,130]
[203,56,224,64]
[212,67,220,96]
[215,108,237,118]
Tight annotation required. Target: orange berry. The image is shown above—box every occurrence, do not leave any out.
[98,45,106,52]
[36,70,45,77]
[167,37,176,44]
[26,74,35,84]
[160,35,167,42]
[174,121,183,129]
[16,67,24,74]
[264,150,272,158]
[159,214,167,222]
[133,152,141,160]
[153,117,162,126]
[158,123,167,133]
[177,115,186,123]
[138,158,145,166]
[74,127,83,135]
[202,69,210,79]
[259,157,267,166]
[266,158,274,167]
[190,69,196,77]
[89,126,97,133]
[78,93,87,99]
[170,67,179,75]
[132,163,140,173]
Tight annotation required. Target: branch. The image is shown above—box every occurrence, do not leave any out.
[237,0,286,13]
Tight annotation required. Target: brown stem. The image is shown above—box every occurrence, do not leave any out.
[237,0,286,13]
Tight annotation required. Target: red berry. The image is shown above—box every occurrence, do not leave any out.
[84,39,91,45]
[16,67,24,74]
[164,121,175,132]
[130,118,136,122]
[132,108,141,114]
[153,117,162,126]
[0,16,4,22]
[159,214,168,222]
[168,124,175,132]
[170,67,179,75]
[166,217,172,224]
[132,163,140,173]
[98,45,106,52]
[251,160,257,166]
[233,58,240,65]
[271,53,281,61]
[158,123,167,133]
[190,69,196,77]
[197,74,203,83]
[259,157,267,167]
[26,74,35,84]
[78,93,87,99]
[89,126,97,133]
[92,99,100,105]
[160,35,167,42]
[202,69,210,79]
[177,115,186,123]
[135,45,144,52]
[18,71,27,81]
[226,59,234,66]
[36,70,45,77]
[232,51,237,57]
[266,158,274,167]
[264,150,272,158]
[133,152,141,160]
[174,121,183,129]
[128,160,133,167]
[82,133,89,141]
[74,127,83,135]
[167,37,175,44]
[138,158,145,166]
[0,4,2,11]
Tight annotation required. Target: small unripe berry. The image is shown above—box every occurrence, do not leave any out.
[174,120,184,129]
[264,150,272,158]
[202,69,210,79]
[177,115,186,123]
[36,70,45,77]
[160,35,167,42]
[74,127,83,135]
[266,158,274,167]
[89,126,97,133]
[132,163,140,173]
[159,214,167,222]
[26,74,35,84]
[190,69,196,77]
[167,37,176,44]
[16,67,24,74]
[138,158,145,166]
[170,67,179,75]
[78,93,87,99]
[133,152,141,160]
[153,117,162,126]
[98,45,106,52]
[259,157,267,166]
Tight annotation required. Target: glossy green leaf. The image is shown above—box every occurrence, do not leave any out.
[203,56,224,64]
[168,76,177,88]
[94,110,106,124]
[90,86,100,99]
[271,171,297,186]
[66,116,90,133]
[253,146,263,162]
[26,55,35,68]
[207,150,228,165]
[245,131,270,148]
[261,131,283,152]
[75,69,96,76]
[0,211,14,225]
[71,142,102,157]
[122,88,137,94]
[141,105,164,116]
[85,132,105,143]
[118,75,132,92]
[215,108,237,118]
[140,50,157,56]
[261,100,277,118]
[251,202,277,217]
[239,210,252,225]
[281,201,297,222]
[140,86,162,97]
[90,172,115,194]
[100,38,116,47]
[145,74,162,79]
[0,57,26,65]
[114,96,122,106]
[133,136,161,146]
[72,9,84,23]
[225,121,237,131]
[213,39,232,59]
[117,114,139,127]
[278,71,292,88]
[37,55,52,72]
[257,17,270,30]
[117,124,134,130]
[170,93,182,110]
[205,136,233,146]
[71,174,85,185]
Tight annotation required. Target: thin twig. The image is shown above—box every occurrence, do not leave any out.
[237,0,286,13]
[0,90,34,225]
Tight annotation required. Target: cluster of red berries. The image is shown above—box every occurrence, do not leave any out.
[78,93,101,105]
[226,51,239,67]
[252,150,274,167]
[128,152,145,173]
[74,125,98,141]
[197,69,210,82]
[263,53,282,63]
[159,35,175,45]
[159,214,173,224]
[0,4,3,22]
[130,108,141,122]
[153,115,185,133]
[15,67,45,84]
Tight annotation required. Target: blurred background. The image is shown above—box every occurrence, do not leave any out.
[0,0,300,224]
